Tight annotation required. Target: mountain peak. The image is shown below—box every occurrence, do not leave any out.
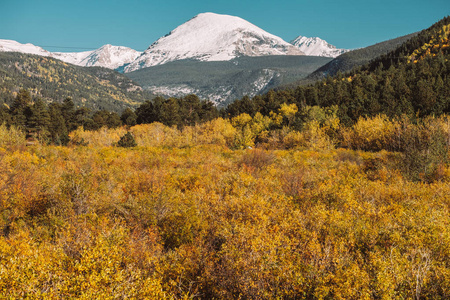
[0,39,142,70]
[290,36,350,58]
[124,12,304,72]
[0,39,52,56]
[191,12,246,23]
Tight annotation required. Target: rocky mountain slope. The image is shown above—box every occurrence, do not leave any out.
[126,55,332,107]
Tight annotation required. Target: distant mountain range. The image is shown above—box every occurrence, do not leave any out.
[53,44,141,70]
[123,12,306,72]
[0,40,141,70]
[0,13,350,72]
[2,12,433,111]
[290,36,350,58]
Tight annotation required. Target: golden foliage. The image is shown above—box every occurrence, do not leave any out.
[0,123,26,149]
[1,115,449,299]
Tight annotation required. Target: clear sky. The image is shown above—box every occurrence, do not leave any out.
[0,0,449,52]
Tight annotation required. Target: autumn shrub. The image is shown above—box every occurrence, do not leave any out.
[400,116,449,182]
[70,126,127,146]
[301,120,335,150]
[1,123,450,299]
[281,129,307,149]
[130,122,181,147]
[239,148,275,173]
[192,117,236,147]
[335,149,363,166]
[0,219,166,299]
[282,167,307,203]
[341,114,400,151]
[231,112,274,149]
[259,126,307,149]
[266,122,334,150]
[0,123,25,149]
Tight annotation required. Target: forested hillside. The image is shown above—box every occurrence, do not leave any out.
[227,17,450,125]
[0,52,154,112]
[305,32,418,81]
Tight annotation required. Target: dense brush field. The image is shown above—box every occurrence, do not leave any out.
[1,114,449,299]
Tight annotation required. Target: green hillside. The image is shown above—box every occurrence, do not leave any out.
[226,16,450,124]
[0,52,154,112]
[297,32,419,84]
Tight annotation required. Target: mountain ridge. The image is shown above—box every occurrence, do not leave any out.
[1,13,357,72]
[290,36,350,58]
[123,12,305,72]
[0,39,142,70]
[306,32,420,81]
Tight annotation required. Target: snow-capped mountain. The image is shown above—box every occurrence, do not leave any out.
[1,13,350,75]
[290,36,350,58]
[53,45,141,69]
[0,39,141,70]
[0,39,53,57]
[124,12,304,72]
[51,50,94,66]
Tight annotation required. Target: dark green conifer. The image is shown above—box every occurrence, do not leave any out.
[117,132,137,148]
[120,108,137,126]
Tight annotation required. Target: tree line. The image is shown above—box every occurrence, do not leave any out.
[0,90,218,145]
[2,17,448,145]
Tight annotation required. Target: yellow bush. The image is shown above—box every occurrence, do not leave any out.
[193,118,237,147]
[0,123,26,148]
[1,116,449,299]
[70,126,127,147]
[342,115,400,151]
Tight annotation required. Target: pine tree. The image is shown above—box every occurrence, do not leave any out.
[0,105,12,125]
[160,98,181,127]
[121,108,137,126]
[29,99,50,130]
[61,97,76,131]
[10,89,32,128]
[117,132,137,148]
[48,103,69,145]
[106,112,122,128]
[180,94,201,126]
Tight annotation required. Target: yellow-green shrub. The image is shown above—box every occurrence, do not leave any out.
[0,123,25,149]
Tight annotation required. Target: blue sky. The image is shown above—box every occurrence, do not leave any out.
[0,0,448,52]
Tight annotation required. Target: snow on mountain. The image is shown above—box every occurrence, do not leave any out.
[0,39,141,70]
[2,14,350,73]
[51,51,94,65]
[290,36,350,58]
[0,39,53,57]
[55,45,142,69]
[124,12,304,72]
